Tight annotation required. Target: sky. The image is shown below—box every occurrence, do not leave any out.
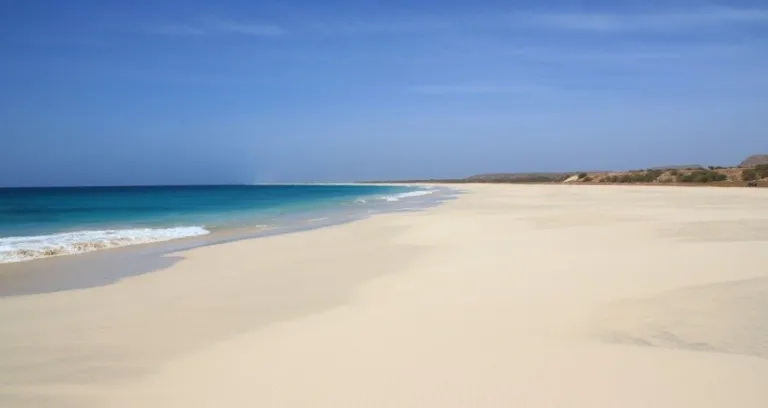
[1,0,767,186]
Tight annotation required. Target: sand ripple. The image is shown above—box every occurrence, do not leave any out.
[592,276,768,358]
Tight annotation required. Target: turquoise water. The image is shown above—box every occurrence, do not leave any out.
[0,184,433,263]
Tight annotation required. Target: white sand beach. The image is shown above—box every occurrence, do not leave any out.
[1,184,768,407]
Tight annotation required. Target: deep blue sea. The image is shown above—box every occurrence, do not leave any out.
[0,184,437,263]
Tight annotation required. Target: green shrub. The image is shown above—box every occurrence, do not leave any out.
[582,176,593,182]
[742,169,758,181]
[669,169,679,176]
[615,170,662,183]
[596,170,665,183]
[682,170,728,183]
[577,172,588,179]
[693,173,709,183]
[756,164,768,179]
[645,169,663,182]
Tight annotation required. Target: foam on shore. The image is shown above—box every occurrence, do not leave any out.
[379,189,437,202]
[0,187,447,264]
[0,227,210,263]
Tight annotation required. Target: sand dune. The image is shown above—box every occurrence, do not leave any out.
[1,184,767,407]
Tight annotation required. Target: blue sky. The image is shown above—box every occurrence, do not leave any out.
[1,0,767,186]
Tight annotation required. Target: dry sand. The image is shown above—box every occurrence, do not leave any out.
[1,184,768,407]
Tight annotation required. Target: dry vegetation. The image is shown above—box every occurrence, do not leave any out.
[568,164,768,186]
[368,155,768,187]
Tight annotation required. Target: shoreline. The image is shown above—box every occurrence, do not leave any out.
[1,184,767,407]
[0,185,455,267]
[365,180,768,187]
[0,186,458,296]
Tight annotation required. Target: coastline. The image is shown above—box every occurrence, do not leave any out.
[1,184,767,407]
[0,184,453,266]
[0,186,457,296]
[361,159,768,187]
[364,180,768,188]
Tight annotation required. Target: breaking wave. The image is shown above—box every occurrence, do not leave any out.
[0,226,210,264]
[379,189,437,202]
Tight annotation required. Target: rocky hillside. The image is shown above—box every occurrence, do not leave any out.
[739,155,768,167]
[376,155,768,186]
[564,165,768,186]
[551,154,768,187]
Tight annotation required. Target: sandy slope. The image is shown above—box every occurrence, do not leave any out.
[2,184,768,407]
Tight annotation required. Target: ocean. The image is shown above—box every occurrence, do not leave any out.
[0,184,439,263]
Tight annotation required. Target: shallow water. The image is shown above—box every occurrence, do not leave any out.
[0,185,458,295]
[0,184,441,263]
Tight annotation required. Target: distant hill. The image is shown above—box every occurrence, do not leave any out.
[465,173,568,183]
[365,154,767,186]
[739,155,768,168]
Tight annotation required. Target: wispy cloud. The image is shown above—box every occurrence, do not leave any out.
[410,82,551,95]
[205,18,286,36]
[519,7,768,32]
[307,16,456,35]
[146,17,285,37]
[302,7,768,36]
[494,43,762,64]
[142,8,768,38]
[146,23,206,36]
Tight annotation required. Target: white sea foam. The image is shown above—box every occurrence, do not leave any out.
[0,226,210,264]
[379,189,437,202]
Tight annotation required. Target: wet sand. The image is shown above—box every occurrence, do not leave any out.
[1,184,767,407]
